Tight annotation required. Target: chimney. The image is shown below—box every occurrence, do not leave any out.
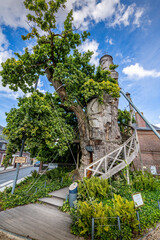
[126,92,134,127]
[99,54,118,81]
[135,112,146,128]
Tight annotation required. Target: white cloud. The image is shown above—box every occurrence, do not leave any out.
[60,0,144,30]
[121,56,134,64]
[155,123,160,128]
[0,0,145,33]
[0,28,23,99]
[110,3,135,27]
[0,0,29,30]
[0,109,6,120]
[37,79,46,94]
[122,63,160,79]
[78,39,100,66]
[0,91,23,99]
[0,29,9,51]
[106,37,114,45]
[116,52,123,58]
[72,0,134,29]
[133,8,144,27]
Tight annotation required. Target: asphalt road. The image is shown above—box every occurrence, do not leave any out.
[0,166,39,187]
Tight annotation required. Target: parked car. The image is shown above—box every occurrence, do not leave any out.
[48,163,58,170]
[34,161,40,167]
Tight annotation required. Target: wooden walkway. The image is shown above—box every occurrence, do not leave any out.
[0,203,78,240]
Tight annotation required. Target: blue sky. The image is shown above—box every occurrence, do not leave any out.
[0,0,160,127]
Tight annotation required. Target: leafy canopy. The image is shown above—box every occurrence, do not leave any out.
[1,0,120,166]
[3,92,74,167]
[0,0,120,106]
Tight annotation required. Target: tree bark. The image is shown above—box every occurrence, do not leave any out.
[87,94,121,161]
[45,55,122,177]
[39,161,43,172]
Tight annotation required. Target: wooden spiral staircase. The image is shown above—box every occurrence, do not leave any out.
[84,131,139,182]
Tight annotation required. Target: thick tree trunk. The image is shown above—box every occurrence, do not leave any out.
[78,55,122,175]
[77,94,121,177]
[46,55,122,176]
[87,94,121,161]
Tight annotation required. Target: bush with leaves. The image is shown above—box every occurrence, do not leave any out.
[132,171,160,191]
[45,167,73,180]
[71,194,138,240]
[31,170,40,179]
[78,177,111,201]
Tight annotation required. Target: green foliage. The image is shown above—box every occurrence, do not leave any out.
[0,167,72,210]
[78,177,110,201]
[0,134,7,140]
[81,66,120,103]
[132,171,160,191]
[3,92,74,167]
[45,167,72,180]
[109,64,119,70]
[60,199,72,213]
[118,109,131,133]
[0,0,121,171]
[67,173,160,239]
[118,109,136,134]
[0,0,91,97]
[31,170,40,178]
[72,195,138,239]
[0,0,120,121]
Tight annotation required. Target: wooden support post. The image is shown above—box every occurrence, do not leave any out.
[87,152,93,178]
[76,145,80,169]
[126,167,130,185]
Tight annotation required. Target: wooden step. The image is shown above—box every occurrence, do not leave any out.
[49,187,69,200]
[39,197,64,207]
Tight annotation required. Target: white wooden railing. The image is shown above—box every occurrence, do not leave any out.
[84,131,139,180]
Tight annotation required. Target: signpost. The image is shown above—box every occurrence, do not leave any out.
[132,193,144,208]
[150,166,157,175]
[11,139,25,194]
[15,157,26,164]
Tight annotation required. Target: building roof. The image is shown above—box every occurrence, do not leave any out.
[0,139,8,144]
[0,125,3,135]
[132,123,160,131]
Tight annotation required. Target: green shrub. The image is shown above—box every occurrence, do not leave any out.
[132,172,160,191]
[78,177,110,201]
[31,170,40,179]
[72,194,138,240]
[45,167,70,180]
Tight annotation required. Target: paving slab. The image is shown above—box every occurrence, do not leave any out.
[49,187,69,200]
[39,197,64,207]
[0,204,78,240]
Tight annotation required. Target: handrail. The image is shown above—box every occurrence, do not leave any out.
[84,131,139,179]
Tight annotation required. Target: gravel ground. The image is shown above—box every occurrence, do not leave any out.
[141,225,160,240]
[0,231,25,240]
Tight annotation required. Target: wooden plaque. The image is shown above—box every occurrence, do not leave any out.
[15,157,26,163]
